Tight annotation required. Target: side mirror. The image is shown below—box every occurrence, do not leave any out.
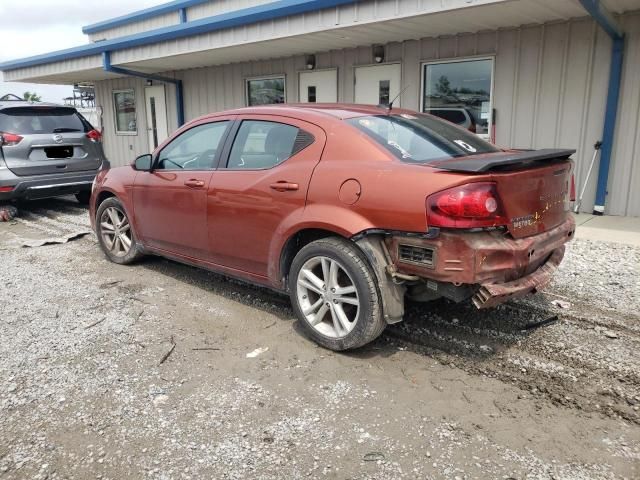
[133,154,152,171]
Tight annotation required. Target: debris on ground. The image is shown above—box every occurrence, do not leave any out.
[551,299,571,309]
[21,230,91,248]
[246,346,269,358]
[603,330,619,339]
[0,205,18,222]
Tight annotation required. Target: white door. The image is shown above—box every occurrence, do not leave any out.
[298,69,338,103]
[144,85,169,152]
[354,64,402,106]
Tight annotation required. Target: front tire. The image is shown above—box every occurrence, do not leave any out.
[289,237,385,351]
[95,197,143,265]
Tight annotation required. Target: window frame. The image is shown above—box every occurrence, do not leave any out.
[220,118,313,171]
[419,56,495,140]
[112,89,138,136]
[152,119,233,172]
[245,75,287,107]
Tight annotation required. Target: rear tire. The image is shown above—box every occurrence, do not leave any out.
[95,197,143,265]
[75,191,91,205]
[289,237,386,351]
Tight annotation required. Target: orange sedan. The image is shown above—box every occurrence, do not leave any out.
[91,104,575,350]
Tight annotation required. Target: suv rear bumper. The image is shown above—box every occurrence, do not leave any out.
[0,170,96,201]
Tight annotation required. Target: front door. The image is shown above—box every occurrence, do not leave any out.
[354,64,402,106]
[299,69,338,103]
[132,119,233,258]
[144,85,169,152]
[207,115,326,277]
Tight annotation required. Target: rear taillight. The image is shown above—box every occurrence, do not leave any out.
[86,129,102,142]
[426,182,508,229]
[0,132,23,146]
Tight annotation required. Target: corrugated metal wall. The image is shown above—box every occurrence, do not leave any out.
[95,14,640,216]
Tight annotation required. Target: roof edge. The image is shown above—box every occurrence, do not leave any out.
[82,0,210,35]
[0,0,357,72]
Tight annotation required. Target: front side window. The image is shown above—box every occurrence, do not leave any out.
[347,114,499,163]
[226,120,312,170]
[113,89,137,134]
[156,121,229,170]
[246,77,286,106]
[423,59,493,137]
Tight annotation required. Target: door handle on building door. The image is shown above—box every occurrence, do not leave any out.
[184,179,205,188]
[269,182,299,192]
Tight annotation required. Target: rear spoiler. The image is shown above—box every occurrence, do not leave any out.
[427,148,575,173]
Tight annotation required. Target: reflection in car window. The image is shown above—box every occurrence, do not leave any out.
[156,121,229,170]
[346,114,499,163]
[226,120,311,170]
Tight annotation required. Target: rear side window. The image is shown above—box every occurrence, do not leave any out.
[226,120,313,170]
[0,107,88,134]
[346,114,498,163]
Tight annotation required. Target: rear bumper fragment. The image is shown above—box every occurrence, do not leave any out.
[472,246,565,308]
[0,172,96,201]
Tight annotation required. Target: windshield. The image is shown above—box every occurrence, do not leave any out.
[346,113,499,163]
[0,107,89,134]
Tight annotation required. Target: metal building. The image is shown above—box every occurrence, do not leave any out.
[1,0,638,216]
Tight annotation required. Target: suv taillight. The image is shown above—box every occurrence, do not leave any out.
[86,129,102,142]
[0,132,23,146]
[426,182,508,229]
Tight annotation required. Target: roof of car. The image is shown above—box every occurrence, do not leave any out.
[199,103,419,122]
[0,100,72,111]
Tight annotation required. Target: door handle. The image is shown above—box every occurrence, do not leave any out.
[184,179,205,188]
[270,182,299,192]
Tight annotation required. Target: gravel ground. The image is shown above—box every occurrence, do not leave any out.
[0,198,638,480]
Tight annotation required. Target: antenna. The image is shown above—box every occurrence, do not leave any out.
[386,84,411,112]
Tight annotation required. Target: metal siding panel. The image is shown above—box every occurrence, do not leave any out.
[494,28,518,146]
[512,26,542,148]
[402,40,421,110]
[609,12,640,216]
[534,23,567,148]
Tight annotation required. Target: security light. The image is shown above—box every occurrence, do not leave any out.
[373,45,384,63]
[305,54,316,70]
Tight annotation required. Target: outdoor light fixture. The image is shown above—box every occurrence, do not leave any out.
[146,79,153,86]
[305,54,316,70]
[373,45,385,63]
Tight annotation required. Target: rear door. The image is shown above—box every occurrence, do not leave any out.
[206,115,326,276]
[0,106,102,176]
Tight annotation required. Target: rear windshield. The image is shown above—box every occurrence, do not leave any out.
[346,113,499,163]
[0,107,89,134]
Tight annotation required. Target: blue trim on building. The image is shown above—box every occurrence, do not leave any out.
[0,0,356,72]
[102,52,185,127]
[83,0,210,34]
[578,0,625,214]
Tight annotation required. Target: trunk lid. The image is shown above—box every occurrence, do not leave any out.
[492,160,572,238]
[430,149,574,239]
[0,106,103,176]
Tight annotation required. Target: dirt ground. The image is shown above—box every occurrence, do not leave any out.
[1,197,638,480]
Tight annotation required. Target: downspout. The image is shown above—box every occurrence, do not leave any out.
[102,51,185,127]
[578,0,625,215]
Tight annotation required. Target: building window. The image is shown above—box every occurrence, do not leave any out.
[246,77,286,106]
[422,58,493,139]
[113,89,137,135]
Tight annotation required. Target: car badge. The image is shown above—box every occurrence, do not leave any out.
[53,134,63,144]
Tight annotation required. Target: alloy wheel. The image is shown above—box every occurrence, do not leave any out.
[296,256,360,338]
[100,206,132,257]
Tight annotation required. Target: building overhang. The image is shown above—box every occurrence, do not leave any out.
[2,0,640,85]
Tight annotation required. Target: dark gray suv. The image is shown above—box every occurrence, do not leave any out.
[0,100,107,204]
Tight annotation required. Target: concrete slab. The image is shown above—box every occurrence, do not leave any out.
[573,213,640,247]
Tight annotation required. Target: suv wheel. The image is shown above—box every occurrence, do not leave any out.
[289,237,386,351]
[75,191,91,205]
[96,197,143,265]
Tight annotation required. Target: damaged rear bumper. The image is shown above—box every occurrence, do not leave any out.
[472,245,565,308]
